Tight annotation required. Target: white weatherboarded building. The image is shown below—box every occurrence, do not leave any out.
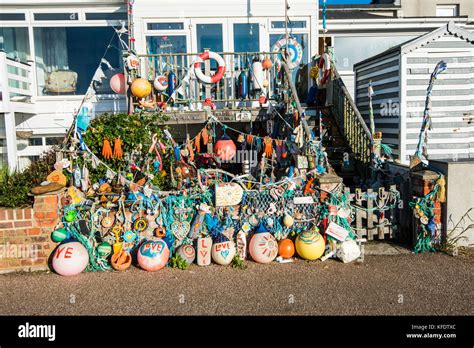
[354,22,474,164]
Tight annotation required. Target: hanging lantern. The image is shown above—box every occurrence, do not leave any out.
[110,73,126,94]
[131,78,152,98]
[52,242,89,276]
[153,75,168,92]
[249,224,278,264]
[214,133,236,161]
[295,229,325,261]
[137,239,170,271]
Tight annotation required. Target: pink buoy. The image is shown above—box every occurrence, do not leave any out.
[137,240,170,271]
[110,73,126,94]
[52,241,89,276]
[249,224,278,264]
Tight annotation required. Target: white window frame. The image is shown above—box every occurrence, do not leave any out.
[227,18,267,53]
[436,4,460,17]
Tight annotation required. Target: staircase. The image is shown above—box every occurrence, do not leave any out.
[321,64,374,184]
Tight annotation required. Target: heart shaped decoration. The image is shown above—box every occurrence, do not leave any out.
[221,249,230,259]
[171,221,190,241]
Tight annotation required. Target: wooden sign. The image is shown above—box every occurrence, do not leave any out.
[197,237,212,266]
[293,196,314,204]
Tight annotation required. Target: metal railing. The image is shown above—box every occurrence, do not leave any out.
[330,63,373,176]
[139,51,281,108]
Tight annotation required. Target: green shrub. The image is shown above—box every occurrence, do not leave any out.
[0,151,56,208]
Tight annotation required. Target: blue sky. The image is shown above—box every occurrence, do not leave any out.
[320,0,372,4]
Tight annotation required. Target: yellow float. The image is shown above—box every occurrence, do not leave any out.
[295,228,325,260]
[130,78,152,98]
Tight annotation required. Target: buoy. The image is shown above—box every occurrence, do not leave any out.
[176,244,196,264]
[283,214,294,228]
[126,54,140,70]
[295,229,325,261]
[262,58,273,70]
[51,228,67,243]
[137,239,170,271]
[249,224,278,264]
[168,71,176,95]
[111,250,131,271]
[153,75,168,92]
[52,241,89,276]
[110,73,126,94]
[272,37,303,70]
[278,239,295,259]
[238,71,248,99]
[252,61,264,90]
[193,51,226,84]
[211,240,236,265]
[97,242,112,258]
[214,134,236,161]
[131,78,152,98]
[262,79,269,88]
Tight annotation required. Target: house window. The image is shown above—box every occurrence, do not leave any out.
[147,35,187,55]
[28,137,43,146]
[436,4,459,17]
[85,12,128,20]
[147,22,184,30]
[234,23,260,52]
[271,20,306,29]
[34,13,79,21]
[45,136,63,145]
[197,24,223,53]
[34,27,121,96]
[0,27,30,62]
[0,13,26,21]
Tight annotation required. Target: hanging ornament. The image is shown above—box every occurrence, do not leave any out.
[110,73,126,94]
[154,75,168,92]
[131,78,152,98]
[126,54,140,70]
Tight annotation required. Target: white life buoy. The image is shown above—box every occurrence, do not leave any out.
[272,37,303,70]
[193,51,226,84]
[318,53,331,86]
[153,75,168,92]
[252,61,264,90]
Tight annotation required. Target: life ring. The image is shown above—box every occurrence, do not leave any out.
[318,53,331,86]
[193,51,226,84]
[272,37,303,70]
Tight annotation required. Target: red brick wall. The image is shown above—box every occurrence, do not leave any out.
[0,193,60,273]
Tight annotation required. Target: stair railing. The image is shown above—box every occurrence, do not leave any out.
[329,63,373,176]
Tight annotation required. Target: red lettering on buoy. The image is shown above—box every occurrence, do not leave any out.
[55,246,66,259]
[200,251,208,257]
[64,247,73,259]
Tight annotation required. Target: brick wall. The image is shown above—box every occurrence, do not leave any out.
[0,193,60,273]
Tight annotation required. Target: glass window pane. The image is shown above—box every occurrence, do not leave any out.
[34,13,78,21]
[147,22,184,30]
[197,24,223,52]
[334,36,416,71]
[0,13,26,21]
[271,20,306,29]
[86,12,127,20]
[0,27,30,62]
[233,23,259,53]
[34,27,122,96]
[45,137,63,145]
[28,137,43,146]
[147,35,187,55]
[270,33,309,100]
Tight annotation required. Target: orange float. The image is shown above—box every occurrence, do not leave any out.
[130,78,152,98]
[278,239,295,259]
[262,58,273,70]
